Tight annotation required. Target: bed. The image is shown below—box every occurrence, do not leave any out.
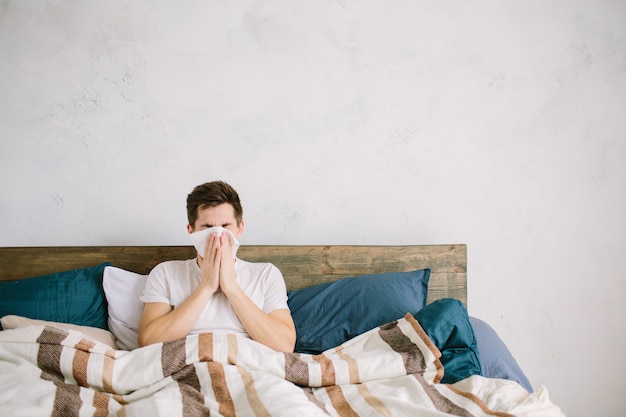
[0,244,563,416]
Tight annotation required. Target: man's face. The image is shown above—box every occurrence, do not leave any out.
[188,203,244,238]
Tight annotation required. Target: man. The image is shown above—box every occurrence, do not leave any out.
[138,181,296,352]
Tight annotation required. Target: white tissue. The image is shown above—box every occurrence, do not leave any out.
[189,226,240,258]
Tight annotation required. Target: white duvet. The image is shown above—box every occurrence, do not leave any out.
[0,314,564,417]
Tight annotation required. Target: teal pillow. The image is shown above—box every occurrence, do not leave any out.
[288,269,430,354]
[0,263,111,330]
[414,298,481,384]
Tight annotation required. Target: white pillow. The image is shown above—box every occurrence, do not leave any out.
[0,315,118,348]
[102,266,147,350]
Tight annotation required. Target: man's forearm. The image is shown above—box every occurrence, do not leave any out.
[139,287,213,346]
[225,287,296,352]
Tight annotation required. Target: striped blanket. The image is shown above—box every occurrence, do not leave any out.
[0,314,563,417]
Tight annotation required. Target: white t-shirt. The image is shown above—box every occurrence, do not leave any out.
[140,258,289,338]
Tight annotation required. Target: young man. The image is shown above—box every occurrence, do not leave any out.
[138,181,296,352]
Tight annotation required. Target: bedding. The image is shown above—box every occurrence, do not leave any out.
[287,268,430,353]
[414,298,481,384]
[0,244,562,416]
[0,262,110,330]
[0,313,563,417]
[0,315,117,348]
[102,266,147,350]
[470,316,533,392]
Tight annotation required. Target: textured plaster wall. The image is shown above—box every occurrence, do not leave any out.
[1,1,625,416]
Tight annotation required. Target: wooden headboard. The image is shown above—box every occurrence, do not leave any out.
[0,244,467,305]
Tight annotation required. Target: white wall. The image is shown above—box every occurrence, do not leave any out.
[1,1,625,416]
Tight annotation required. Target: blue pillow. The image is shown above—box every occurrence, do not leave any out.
[288,269,430,354]
[469,316,533,392]
[414,298,481,384]
[0,263,111,330]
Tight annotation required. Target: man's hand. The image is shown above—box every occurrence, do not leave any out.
[218,232,239,295]
[198,231,239,296]
[198,232,221,295]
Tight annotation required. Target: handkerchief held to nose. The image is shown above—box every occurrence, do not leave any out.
[189,226,241,258]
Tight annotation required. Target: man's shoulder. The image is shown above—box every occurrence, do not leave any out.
[236,259,280,275]
[236,258,274,268]
[151,258,197,273]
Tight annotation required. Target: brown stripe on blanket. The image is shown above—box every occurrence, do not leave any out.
[404,312,444,383]
[111,393,129,406]
[75,338,95,351]
[167,338,212,416]
[50,381,82,417]
[102,352,115,393]
[356,384,393,417]
[92,390,112,417]
[283,352,310,386]
[237,366,272,417]
[335,350,360,384]
[208,361,236,417]
[313,354,336,386]
[178,381,212,417]
[227,334,239,364]
[447,385,516,417]
[37,327,67,383]
[325,385,359,417]
[404,313,440,355]
[413,374,476,417]
[161,337,188,376]
[198,332,214,362]
[72,348,90,387]
[302,387,331,415]
[172,363,202,391]
[72,338,96,387]
[377,319,427,376]
[37,326,68,345]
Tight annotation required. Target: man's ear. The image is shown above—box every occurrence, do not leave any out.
[236,219,245,237]
[187,224,194,235]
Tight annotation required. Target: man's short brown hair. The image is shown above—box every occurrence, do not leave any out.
[186,181,243,227]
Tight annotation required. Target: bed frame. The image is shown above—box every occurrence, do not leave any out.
[0,244,467,305]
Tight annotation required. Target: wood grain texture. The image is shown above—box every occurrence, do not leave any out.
[0,244,467,305]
